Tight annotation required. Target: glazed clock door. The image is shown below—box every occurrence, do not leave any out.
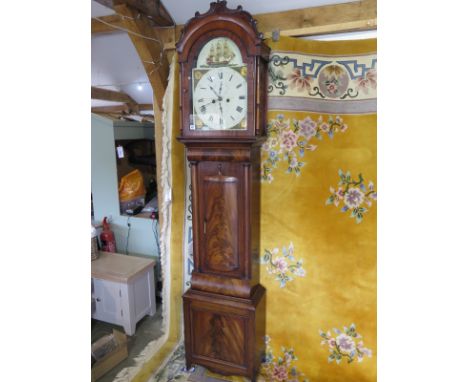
[198,162,244,278]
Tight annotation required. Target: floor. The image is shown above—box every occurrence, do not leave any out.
[151,344,250,382]
[92,303,164,382]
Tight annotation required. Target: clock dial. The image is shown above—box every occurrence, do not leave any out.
[192,66,247,130]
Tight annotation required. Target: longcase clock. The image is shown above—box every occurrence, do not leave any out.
[176,1,270,380]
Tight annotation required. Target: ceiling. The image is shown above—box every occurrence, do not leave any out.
[91,0,376,108]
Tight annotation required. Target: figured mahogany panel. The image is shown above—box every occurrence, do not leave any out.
[192,309,246,366]
[203,175,239,273]
[183,286,266,380]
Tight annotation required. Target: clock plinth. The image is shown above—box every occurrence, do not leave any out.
[177,1,270,379]
[183,286,266,381]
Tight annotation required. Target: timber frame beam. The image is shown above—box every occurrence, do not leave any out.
[92,0,377,48]
[113,3,169,110]
[91,86,141,113]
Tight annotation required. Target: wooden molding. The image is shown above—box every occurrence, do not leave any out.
[93,0,377,45]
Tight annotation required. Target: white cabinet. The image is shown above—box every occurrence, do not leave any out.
[92,252,156,335]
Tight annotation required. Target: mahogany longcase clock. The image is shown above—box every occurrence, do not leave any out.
[176,1,270,380]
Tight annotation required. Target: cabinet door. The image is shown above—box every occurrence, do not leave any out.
[92,278,122,326]
[196,161,246,278]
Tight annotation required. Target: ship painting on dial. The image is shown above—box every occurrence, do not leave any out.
[192,37,247,131]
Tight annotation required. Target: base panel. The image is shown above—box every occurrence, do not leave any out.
[183,286,266,381]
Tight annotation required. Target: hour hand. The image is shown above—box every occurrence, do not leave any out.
[209,86,221,99]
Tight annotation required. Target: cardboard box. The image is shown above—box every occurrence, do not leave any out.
[91,329,128,382]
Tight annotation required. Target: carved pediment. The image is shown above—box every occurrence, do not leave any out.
[176,0,263,54]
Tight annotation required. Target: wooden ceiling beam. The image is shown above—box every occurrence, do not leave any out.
[91,86,140,113]
[91,86,136,103]
[91,103,153,113]
[94,0,174,27]
[114,3,169,110]
[92,14,125,35]
[257,0,377,39]
[92,0,376,42]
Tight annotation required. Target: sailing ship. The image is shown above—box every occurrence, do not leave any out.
[206,39,236,66]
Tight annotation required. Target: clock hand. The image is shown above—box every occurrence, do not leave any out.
[219,103,224,128]
[209,86,222,99]
[201,102,213,109]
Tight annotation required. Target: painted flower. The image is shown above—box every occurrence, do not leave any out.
[326,80,339,95]
[273,365,288,381]
[357,341,372,361]
[366,69,377,87]
[261,243,306,288]
[320,123,330,133]
[287,68,313,92]
[336,333,356,354]
[260,336,308,382]
[262,115,349,182]
[298,117,317,139]
[272,257,288,273]
[326,170,377,223]
[280,129,299,152]
[318,65,350,98]
[344,187,364,208]
[289,156,299,169]
[356,68,377,94]
[319,324,372,364]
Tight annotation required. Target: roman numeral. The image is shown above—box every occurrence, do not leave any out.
[219,117,223,125]
[239,95,246,100]
[208,76,213,82]
[209,115,213,121]
[218,72,223,79]
[200,87,206,90]
[236,106,243,113]
[236,83,242,89]
[200,105,207,113]
[198,98,204,103]
[230,115,235,121]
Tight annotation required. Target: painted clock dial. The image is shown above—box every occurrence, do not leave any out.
[191,37,248,131]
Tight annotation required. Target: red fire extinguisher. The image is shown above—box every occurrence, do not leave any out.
[100,217,116,253]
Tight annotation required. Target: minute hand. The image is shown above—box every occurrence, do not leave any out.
[209,86,221,99]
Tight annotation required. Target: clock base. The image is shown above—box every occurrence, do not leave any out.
[183,285,266,381]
